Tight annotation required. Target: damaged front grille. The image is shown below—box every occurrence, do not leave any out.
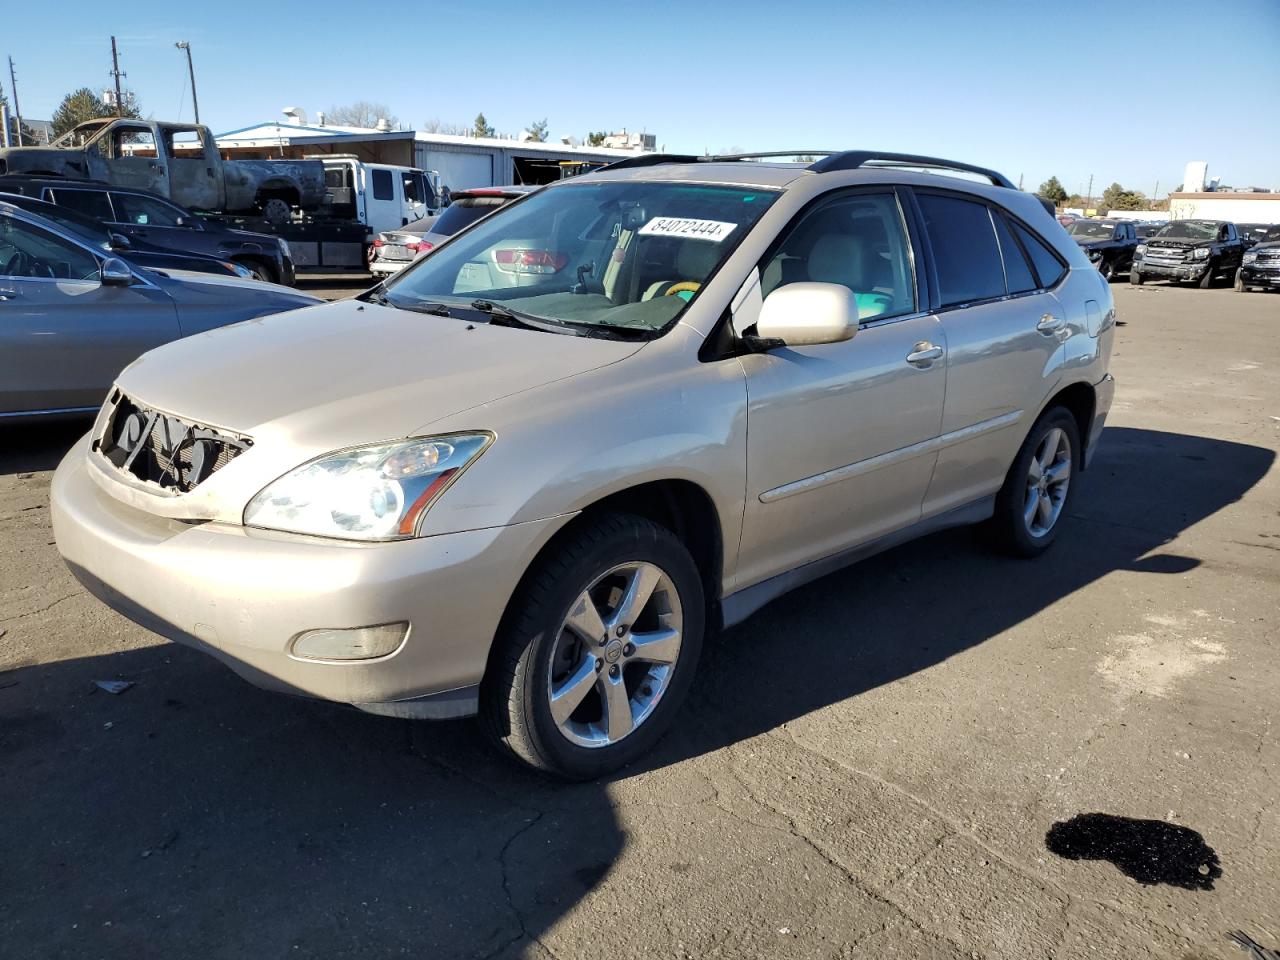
[93,391,252,493]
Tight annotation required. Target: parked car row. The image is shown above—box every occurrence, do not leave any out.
[1060,213,1276,293]
[0,175,296,284]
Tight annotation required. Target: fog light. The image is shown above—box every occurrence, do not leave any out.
[290,622,408,661]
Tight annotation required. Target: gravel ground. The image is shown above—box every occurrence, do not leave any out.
[1,283,1277,959]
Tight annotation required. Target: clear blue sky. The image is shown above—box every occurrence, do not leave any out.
[5,0,1278,196]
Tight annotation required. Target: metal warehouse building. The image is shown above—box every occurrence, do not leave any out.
[215,120,648,193]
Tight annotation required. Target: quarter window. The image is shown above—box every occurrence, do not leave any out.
[760,192,915,321]
[1012,221,1067,288]
[371,169,394,202]
[992,213,1038,294]
[917,194,1006,308]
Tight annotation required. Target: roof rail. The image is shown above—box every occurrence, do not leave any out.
[808,152,1016,189]
[600,153,703,170]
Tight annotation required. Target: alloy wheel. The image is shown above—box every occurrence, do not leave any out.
[546,561,683,748]
[1023,427,1071,538]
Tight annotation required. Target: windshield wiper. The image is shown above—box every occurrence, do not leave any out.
[469,300,580,335]
[361,284,390,306]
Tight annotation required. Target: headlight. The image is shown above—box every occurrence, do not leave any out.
[278,238,292,259]
[1192,247,1210,259]
[244,433,492,541]
[1243,252,1258,263]
[1135,244,1147,256]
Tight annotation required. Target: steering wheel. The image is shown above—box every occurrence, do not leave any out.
[663,281,702,298]
[3,250,33,278]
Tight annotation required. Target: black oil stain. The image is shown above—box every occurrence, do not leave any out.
[1046,813,1221,890]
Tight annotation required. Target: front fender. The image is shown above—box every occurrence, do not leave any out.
[415,326,750,583]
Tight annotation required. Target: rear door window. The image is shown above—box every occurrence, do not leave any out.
[1011,221,1067,288]
[109,193,185,227]
[916,193,1006,307]
[50,188,115,222]
[371,169,394,201]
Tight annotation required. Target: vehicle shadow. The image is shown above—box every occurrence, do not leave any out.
[0,419,91,476]
[0,427,1271,958]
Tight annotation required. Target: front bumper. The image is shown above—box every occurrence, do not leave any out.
[1240,264,1280,287]
[51,437,569,716]
[1135,259,1210,281]
[280,255,297,286]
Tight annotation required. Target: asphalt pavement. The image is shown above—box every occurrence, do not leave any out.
[1,283,1277,959]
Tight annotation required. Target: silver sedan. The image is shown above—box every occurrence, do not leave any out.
[0,202,321,420]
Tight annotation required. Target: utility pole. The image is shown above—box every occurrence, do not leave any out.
[1085,174,1094,213]
[1017,173,1024,190]
[109,36,125,117]
[1152,180,1159,202]
[175,42,199,125]
[7,57,24,146]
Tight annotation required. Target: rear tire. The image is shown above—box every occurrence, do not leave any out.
[988,407,1081,558]
[480,513,705,780]
[259,197,292,225]
[1129,269,1144,286]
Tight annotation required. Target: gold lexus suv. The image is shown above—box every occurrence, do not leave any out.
[52,151,1116,778]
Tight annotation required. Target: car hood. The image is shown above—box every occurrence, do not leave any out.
[115,299,645,453]
[1248,240,1280,252]
[1072,237,1110,249]
[142,268,314,298]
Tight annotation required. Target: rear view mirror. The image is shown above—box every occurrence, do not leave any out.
[754,282,857,347]
[100,257,134,286]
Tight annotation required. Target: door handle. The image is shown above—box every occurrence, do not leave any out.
[906,342,943,366]
[1036,313,1064,334]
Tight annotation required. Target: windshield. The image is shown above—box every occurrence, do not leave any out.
[1067,221,1115,240]
[1261,226,1280,243]
[382,181,780,336]
[1155,221,1219,240]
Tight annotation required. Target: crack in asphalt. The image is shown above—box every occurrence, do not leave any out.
[718,747,975,958]
[0,591,83,624]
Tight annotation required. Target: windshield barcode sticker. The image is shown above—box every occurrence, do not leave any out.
[638,218,737,242]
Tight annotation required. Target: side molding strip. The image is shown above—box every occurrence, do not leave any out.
[759,411,1022,504]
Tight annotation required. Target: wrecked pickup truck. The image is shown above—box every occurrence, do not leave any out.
[0,118,325,220]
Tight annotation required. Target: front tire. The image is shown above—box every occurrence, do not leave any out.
[1130,269,1144,286]
[1098,259,1114,281]
[1234,269,1247,293]
[238,259,277,283]
[1198,265,1215,289]
[989,407,1081,558]
[480,514,705,779]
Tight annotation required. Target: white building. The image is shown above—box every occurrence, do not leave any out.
[1168,193,1280,223]
[215,114,653,192]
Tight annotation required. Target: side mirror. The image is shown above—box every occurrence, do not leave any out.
[109,233,132,250]
[174,216,185,227]
[100,257,134,286]
[754,282,857,348]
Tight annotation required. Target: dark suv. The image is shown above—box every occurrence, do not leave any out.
[1237,225,1280,292]
[1131,220,1245,288]
[0,176,295,285]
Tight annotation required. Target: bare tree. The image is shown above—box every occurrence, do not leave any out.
[326,101,399,129]
[422,117,470,136]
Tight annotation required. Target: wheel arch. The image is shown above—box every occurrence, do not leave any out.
[1038,380,1096,468]
[495,478,726,648]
